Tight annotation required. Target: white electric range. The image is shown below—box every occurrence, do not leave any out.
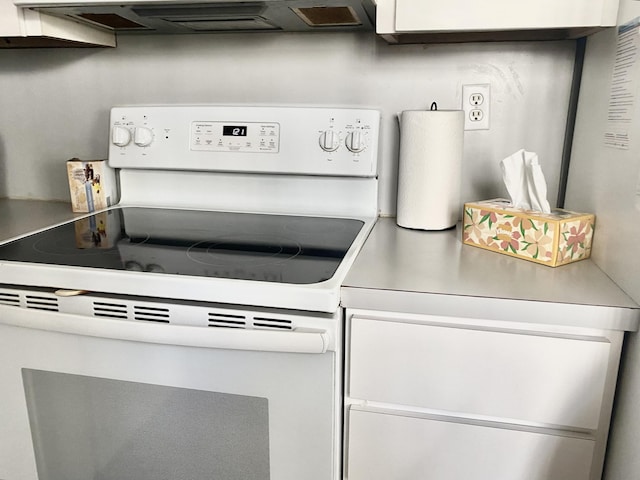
[0,105,380,480]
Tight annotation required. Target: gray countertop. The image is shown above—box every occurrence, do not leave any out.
[342,217,640,331]
[0,199,79,241]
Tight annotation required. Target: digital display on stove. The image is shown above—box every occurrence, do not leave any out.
[222,125,248,137]
[0,207,364,285]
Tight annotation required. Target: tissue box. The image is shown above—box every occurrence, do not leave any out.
[66,158,117,213]
[462,199,595,267]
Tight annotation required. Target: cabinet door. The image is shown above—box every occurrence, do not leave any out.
[394,0,618,32]
[349,316,610,429]
[346,409,594,480]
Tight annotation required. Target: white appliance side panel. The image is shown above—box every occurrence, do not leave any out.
[346,409,595,480]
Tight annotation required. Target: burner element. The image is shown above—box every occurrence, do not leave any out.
[187,234,302,267]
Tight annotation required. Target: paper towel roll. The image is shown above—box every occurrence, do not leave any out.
[396,109,464,230]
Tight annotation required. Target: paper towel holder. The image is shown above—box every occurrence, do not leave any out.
[396,104,464,231]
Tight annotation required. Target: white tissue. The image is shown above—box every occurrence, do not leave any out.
[500,149,551,213]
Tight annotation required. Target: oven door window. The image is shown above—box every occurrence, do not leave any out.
[23,369,270,480]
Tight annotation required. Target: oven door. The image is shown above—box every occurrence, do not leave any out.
[0,305,339,480]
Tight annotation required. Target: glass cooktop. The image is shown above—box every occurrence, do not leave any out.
[0,207,364,285]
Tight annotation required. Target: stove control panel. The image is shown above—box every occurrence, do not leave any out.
[108,105,380,177]
[191,121,280,153]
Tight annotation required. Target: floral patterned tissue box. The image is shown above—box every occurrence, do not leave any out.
[462,199,595,267]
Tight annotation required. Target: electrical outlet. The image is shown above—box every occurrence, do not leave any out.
[462,84,490,130]
[469,109,484,122]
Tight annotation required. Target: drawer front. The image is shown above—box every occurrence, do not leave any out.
[348,316,610,429]
[346,409,594,480]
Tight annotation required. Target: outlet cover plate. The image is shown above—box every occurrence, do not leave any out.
[462,84,490,130]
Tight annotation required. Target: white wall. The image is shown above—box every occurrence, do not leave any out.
[0,32,575,216]
[565,0,640,478]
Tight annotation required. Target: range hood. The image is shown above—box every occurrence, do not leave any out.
[13,0,376,34]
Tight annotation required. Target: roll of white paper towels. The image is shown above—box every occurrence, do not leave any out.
[396,109,464,230]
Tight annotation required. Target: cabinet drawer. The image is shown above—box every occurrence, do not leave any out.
[348,316,610,429]
[346,409,594,480]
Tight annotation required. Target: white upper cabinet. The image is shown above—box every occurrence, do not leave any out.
[0,0,115,47]
[375,0,620,43]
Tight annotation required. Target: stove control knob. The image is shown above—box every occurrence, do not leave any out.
[134,126,154,147]
[319,130,339,152]
[345,130,366,153]
[111,126,131,147]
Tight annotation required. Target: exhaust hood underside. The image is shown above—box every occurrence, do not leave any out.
[17,1,376,34]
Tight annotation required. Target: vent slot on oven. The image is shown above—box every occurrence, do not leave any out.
[208,312,293,330]
[26,295,59,312]
[93,301,128,319]
[134,305,171,323]
[208,312,247,329]
[0,291,20,307]
[253,316,293,331]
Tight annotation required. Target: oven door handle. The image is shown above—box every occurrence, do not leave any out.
[0,306,329,354]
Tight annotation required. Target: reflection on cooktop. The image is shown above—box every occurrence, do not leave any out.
[0,207,364,285]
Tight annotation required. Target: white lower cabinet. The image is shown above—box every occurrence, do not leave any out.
[344,310,624,480]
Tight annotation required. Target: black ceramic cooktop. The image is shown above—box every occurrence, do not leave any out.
[0,207,364,285]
